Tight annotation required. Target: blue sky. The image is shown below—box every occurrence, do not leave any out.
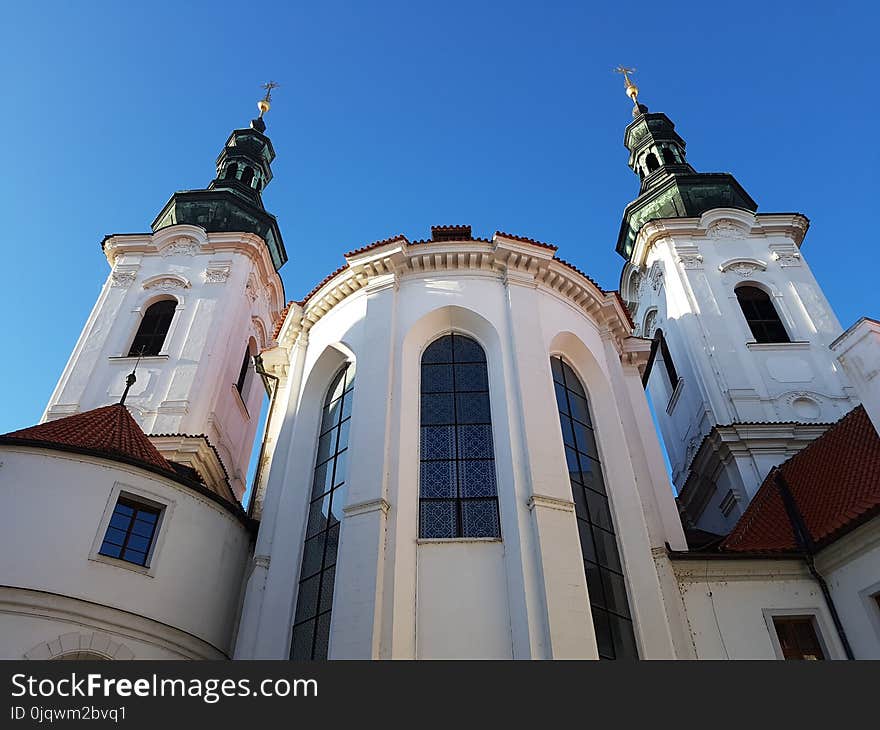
[0,0,876,445]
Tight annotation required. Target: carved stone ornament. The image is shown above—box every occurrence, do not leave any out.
[678,253,704,270]
[110,271,137,288]
[161,238,200,257]
[718,258,767,278]
[771,250,802,267]
[245,273,258,302]
[143,276,190,291]
[706,219,747,239]
[205,264,231,283]
[648,263,664,292]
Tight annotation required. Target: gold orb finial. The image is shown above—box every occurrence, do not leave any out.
[613,66,641,111]
[258,81,280,117]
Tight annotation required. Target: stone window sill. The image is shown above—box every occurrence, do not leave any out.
[417,537,503,545]
[109,354,169,361]
[746,341,810,351]
[89,553,155,578]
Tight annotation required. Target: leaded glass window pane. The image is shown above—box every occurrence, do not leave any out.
[550,355,638,659]
[419,334,500,539]
[290,363,355,660]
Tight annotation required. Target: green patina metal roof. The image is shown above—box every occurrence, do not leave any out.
[615,105,756,259]
[152,117,287,271]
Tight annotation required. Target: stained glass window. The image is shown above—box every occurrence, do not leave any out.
[551,356,638,659]
[419,334,500,539]
[290,362,355,660]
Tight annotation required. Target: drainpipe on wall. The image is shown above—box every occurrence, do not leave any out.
[774,469,855,659]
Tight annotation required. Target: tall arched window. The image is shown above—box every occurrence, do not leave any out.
[662,147,676,165]
[224,163,238,180]
[240,166,255,187]
[551,356,638,660]
[645,152,659,173]
[127,299,176,356]
[735,285,790,343]
[235,345,253,400]
[419,333,500,539]
[290,362,355,660]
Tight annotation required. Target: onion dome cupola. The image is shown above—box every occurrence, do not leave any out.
[152,84,287,270]
[614,69,757,260]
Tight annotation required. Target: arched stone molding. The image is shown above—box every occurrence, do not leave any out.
[142,273,191,291]
[23,632,132,661]
[718,258,768,277]
[391,304,524,659]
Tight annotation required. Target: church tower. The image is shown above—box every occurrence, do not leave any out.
[615,72,859,534]
[43,91,287,499]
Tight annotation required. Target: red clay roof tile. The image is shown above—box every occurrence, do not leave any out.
[721,406,880,553]
[1,404,174,474]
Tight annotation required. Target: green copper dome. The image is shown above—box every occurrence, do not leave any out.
[615,104,756,259]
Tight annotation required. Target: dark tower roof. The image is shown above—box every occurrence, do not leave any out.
[152,114,287,271]
[615,100,756,260]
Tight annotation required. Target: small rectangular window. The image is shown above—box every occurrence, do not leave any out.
[772,616,826,660]
[99,497,161,567]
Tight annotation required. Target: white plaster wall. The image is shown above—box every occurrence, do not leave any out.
[832,318,880,434]
[240,250,691,659]
[42,225,283,498]
[0,447,251,658]
[630,210,859,529]
[674,557,848,660]
[817,520,880,659]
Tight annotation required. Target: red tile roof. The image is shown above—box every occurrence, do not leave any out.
[1,404,174,474]
[494,230,558,251]
[721,406,880,553]
[344,234,409,258]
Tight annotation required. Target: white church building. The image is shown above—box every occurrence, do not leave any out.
[1,80,878,661]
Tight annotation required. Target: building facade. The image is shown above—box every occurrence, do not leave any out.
[1,84,878,660]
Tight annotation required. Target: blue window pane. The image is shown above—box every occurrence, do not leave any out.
[592,608,615,659]
[571,483,590,522]
[554,382,569,412]
[320,398,342,433]
[290,619,315,660]
[593,527,623,573]
[135,509,158,524]
[459,459,497,498]
[461,499,500,538]
[584,560,605,606]
[421,393,454,425]
[421,426,456,460]
[420,500,457,539]
[559,415,576,448]
[295,574,320,623]
[114,503,134,517]
[313,612,332,660]
[318,566,336,614]
[573,421,599,460]
[421,364,454,393]
[609,614,638,659]
[422,336,453,363]
[131,519,155,538]
[328,484,347,526]
[561,362,586,397]
[585,489,614,531]
[454,363,488,392]
[306,493,331,538]
[550,357,565,384]
[312,460,333,498]
[457,424,494,459]
[126,534,150,553]
[300,534,325,579]
[338,419,350,452]
[420,460,457,498]
[341,391,353,421]
[332,450,348,487]
[323,524,340,569]
[325,371,346,405]
[99,542,122,558]
[102,526,127,546]
[344,363,356,392]
[602,569,631,619]
[452,335,485,363]
[109,512,132,530]
[577,518,597,563]
[578,456,606,495]
[455,393,491,424]
[569,391,592,426]
[315,428,337,464]
[122,548,147,566]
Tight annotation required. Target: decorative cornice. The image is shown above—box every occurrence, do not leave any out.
[343,498,391,518]
[527,494,575,513]
[142,274,191,291]
[273,233,633,353]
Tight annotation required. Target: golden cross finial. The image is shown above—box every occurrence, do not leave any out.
[613,65,640,106]
[258,81,280,117]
